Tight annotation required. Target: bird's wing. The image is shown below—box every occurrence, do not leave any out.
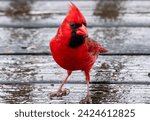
[85,38,107,56]
[86,38,99,56]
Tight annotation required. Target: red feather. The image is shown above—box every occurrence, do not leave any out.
[49,2,107,99]
[66,2,86,24]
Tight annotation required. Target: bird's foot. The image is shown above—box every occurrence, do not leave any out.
[79,95,92,104]
[49,88,70,97]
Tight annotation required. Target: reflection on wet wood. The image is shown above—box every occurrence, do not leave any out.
[0,27,150,54]
[0,84,150,104]
[0,55,150,83]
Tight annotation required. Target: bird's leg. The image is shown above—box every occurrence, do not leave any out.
[86,73,90,97]
[80,71,92,104]
[50,70,72,97]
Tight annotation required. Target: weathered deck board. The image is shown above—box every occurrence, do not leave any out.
[1,15,150,28]
[0,55,150,83]
[0,27,150,54]
[0,0,149,104]
[0,83,150,104]
[1,1,150,15]
[0,1,150,27]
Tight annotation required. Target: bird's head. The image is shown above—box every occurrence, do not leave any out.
[60,2,88,48]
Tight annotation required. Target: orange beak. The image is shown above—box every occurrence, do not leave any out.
[76,24,88,37]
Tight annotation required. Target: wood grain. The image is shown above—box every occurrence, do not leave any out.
[0,1,150,27]
[0,55,150,83]
[0,27,150,54]
[0,83,150,104]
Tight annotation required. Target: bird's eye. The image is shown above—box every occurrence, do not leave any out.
[70,23,82,28]
[70,23,76,28]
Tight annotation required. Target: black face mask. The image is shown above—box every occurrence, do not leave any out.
[69,23,86,48]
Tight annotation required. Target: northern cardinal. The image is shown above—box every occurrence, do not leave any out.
[50,2,107,99]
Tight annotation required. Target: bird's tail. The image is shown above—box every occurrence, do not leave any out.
[99,47,108,53]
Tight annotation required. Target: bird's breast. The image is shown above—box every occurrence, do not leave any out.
[50,39,96,71]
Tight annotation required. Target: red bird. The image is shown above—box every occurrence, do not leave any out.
[50,2,107,99]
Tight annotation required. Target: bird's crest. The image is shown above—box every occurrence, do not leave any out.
[66,2,86,24]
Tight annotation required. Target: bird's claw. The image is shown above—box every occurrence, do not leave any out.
[79,95,92,104]
[49,88,70,97]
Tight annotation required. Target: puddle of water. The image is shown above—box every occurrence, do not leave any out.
[93,0,125,21]
[5,0,33,20]
[90,84,119,104]
[4,0,52,21]
[89,83,150,104]
[0,84,32,104]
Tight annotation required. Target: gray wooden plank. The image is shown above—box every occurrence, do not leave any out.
[1,14,150,28]
[0,27,150,54]
[0,83,150,104]
[1,1,150,15]
[0,55,150,83]
[0,1,150,27]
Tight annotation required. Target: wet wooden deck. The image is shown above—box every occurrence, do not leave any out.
[0,0,150,104]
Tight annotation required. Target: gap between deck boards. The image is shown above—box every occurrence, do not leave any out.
[0,23,150,28]
[0,80,150,85]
